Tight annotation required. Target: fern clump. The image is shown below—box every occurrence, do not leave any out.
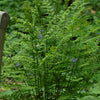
[1,0,100,99]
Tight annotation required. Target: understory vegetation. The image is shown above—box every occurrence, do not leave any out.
[0,0,100,100]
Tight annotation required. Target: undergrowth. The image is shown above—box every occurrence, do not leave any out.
[0,0,100,100]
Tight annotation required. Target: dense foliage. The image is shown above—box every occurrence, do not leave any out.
[0,0,100,100]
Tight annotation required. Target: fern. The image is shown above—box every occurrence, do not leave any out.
[2,0,100,99]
